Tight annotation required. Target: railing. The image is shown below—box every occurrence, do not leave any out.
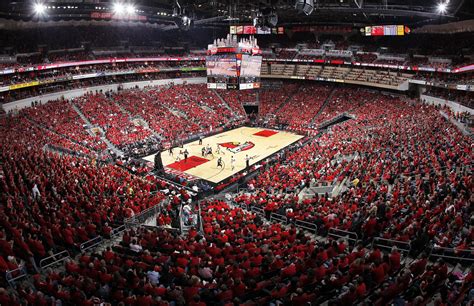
[234,200,249,211]
[251,206,265,217]
[110,224,126,238]
[270,213,288,225]
[136,224,181,231]
[178,204,185,234]
[238,188,249,193]
[428,246,474,263]
[39,250,71,270]
[77,221,127,253]
[295,219,318,234]
[198,201,204,234]
[124,198,169,225]
[328,228,359,245]
[80,236,104,253]
[5,265,28,287]
[373,237,411,254]
[152,174,195,193]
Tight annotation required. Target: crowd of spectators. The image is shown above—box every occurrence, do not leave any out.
[273,83,333,130]
[112,84,247,145]
[311,87,381,126]
[0,71,206,104]
[353,53,378,63]
[258,83,300,124]
[111,88,200,143]
[423,87,474,109]
[73,93,155,149]
[0,48,203,71]
[2,197,470,305]
[414,71,474,85]
[234,90,472,254]
[214,89,253,118]
[0,77,472,304]
[0,112,192,279]
[262,45,468,72]
[0,200,411,304]
[22,98,108,152]
[5,83,248,158]
[0,61,204,87]
[275,49,298,60]
[150,85,229,132]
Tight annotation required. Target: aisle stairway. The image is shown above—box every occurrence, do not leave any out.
[273,84,302,114]
[309,86,337,126]
[70,102,124,155]
[212,90,233,111]
[70,102,93,129]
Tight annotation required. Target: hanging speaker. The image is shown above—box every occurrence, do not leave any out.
[295,0,314,15]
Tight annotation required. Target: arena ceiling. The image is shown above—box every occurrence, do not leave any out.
[0,0,472,28]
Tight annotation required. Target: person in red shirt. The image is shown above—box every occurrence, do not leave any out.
[410,253,428,276]
[355,277,367,298]
[389,246,401,272]
[372,261,386,284]
[291,288,314,305]
[281,262,297,278]
[189,295,206,306]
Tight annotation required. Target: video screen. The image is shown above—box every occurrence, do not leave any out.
[240,55,262,77]
[206,55,238,77]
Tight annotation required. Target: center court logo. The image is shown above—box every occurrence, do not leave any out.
[219,141,255,153]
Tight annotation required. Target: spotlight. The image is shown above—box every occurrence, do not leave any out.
[125,4,135,14]
[437,2,447,14]
[179,15,192,30]
[34,2,46,15]
[113,3,125,15]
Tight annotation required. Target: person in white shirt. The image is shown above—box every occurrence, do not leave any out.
[129,239,142,253]
[32,183,41,199]
[147,268,161,285]
[183,203,192,224]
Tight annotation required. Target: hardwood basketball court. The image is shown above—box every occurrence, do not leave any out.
[143,127,303,184]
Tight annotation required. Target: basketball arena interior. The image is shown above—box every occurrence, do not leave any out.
[0,0,473,305]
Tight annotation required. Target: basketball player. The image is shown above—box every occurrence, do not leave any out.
[201,147,206,157]
[206,144,213,158]
[230,155,236,170]
[183,149,189,162]
[217,144,225,155]
[245,154,250,169]
[217,157,223,169]
[168,147,173,156]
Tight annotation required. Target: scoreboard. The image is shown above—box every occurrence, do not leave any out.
[206,54,262,90]
[363,25,410,36]
[238,54,262,90]
[206,35,262,90]
[206,55,239,89]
